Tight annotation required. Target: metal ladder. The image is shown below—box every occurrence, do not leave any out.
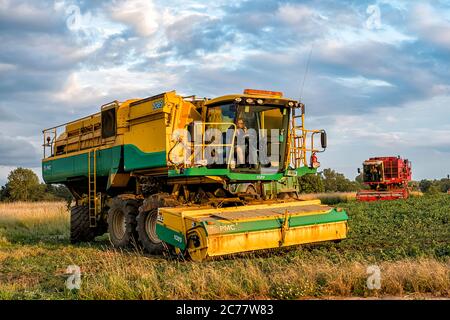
[290,107,307,168]
[88,149,97,227]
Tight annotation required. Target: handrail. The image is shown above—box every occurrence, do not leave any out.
[289,106,326,168]
[42,112,101,133]
[42,119,111,159]
[192,122,237,168]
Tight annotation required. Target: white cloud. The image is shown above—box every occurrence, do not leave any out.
[329,95,450,148]
[277,4,321,26]
[59,66,182,103]
[0,63,16,72]
[310,94,450,179]
[331,76,394,89]
[410,3,450,50]
[52,73,108,104]
[0,0,449,183]
[109,0,159,37]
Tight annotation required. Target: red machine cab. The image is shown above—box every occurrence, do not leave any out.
[357,156,412,201]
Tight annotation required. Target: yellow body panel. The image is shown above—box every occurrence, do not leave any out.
[158,200,348,261]
[160,200,327,225]
[206,221,347,257]
[161,200,322,217]
[66,114,101,133]
[122,91,201,155]
[45,89,293,169]
[46,91,202,162]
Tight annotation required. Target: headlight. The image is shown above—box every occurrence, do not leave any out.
[235,97,242,102]
[257,99,264,105]
[288,101,295,107]
[246,98,254,104]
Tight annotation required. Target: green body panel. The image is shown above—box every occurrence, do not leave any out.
[169,167,282,181]
[168,166,316,182]
[160,209,348,251]
[202,209,348,236]
[42,146,122,184]
[156,224,187,250]
[42,141,316,186]
[123,144,167,172]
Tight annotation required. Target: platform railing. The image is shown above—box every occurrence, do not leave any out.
[42,113,103,159]
[191,122,237,168]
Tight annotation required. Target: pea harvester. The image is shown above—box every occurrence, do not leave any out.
[356,156,412,202]
[42,89,348,261]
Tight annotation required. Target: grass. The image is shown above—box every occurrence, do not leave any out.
[0,196,449,300]
[0,202,68,245]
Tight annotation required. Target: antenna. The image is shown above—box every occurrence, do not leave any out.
[299,45,313,102]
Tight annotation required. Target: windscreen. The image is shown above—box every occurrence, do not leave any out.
[363,163,384,183]
[203,103,289,173]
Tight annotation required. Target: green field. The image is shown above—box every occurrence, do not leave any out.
[0,195,449,300]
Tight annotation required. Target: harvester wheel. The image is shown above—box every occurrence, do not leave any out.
[136,209,163,254]
[70,205,96,243]
[107,198,139,248]
[186,227,208,262]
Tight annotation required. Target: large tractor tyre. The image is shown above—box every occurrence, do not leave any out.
[70,205,97,243]
[136,209,164,255]
[107,198,140,248]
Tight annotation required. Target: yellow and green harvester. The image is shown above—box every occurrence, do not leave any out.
[42,89,348,261]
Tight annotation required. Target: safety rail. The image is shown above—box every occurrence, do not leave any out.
[42,112,109,159]
[289,106,326,168]
[191,122,237,168]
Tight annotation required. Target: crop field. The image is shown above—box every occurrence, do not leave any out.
[0,195,449,300]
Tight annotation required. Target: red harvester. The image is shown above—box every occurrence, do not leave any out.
[356,156,412,202]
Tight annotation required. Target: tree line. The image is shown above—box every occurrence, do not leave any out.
[0,167,362,203]
[0,168,72,203]
[0,167,448,203]
[297,169,450,195]
[417,177,450,194]
[297,168,363,194]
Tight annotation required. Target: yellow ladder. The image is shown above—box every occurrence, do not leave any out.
[88,149,97,227]
[290,107,307,168]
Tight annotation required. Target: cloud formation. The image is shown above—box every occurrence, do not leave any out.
[0,0,449,184]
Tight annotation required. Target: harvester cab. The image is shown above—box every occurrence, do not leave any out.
[42,89,348,261]
[362,160,384,183]
[357,156,412,201]
[201,92,291,173]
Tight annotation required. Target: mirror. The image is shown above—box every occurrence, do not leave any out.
[357,168,361,174]
[300,103,305,115]
[320,130,327,149]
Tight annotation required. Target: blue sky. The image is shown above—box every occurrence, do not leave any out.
[0,0,450,184]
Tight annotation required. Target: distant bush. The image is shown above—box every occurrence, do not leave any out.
[297,174,324,194]
[419,178,450,194]
[297,168,363,194]
[0,168,72,203]
[320,168,359,193]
